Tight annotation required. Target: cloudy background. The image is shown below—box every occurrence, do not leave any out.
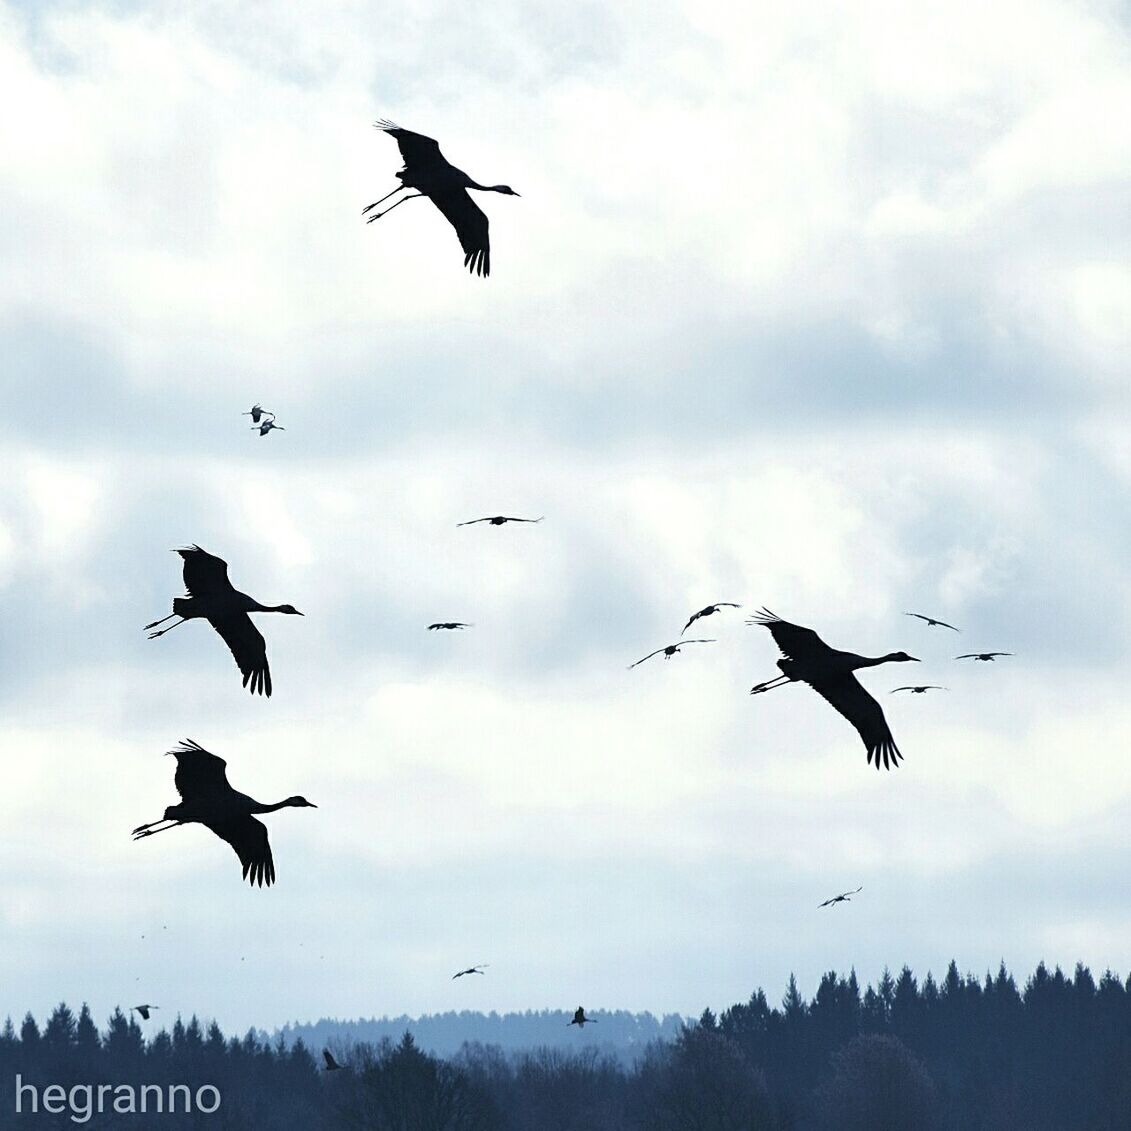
[1,0,1130,1035]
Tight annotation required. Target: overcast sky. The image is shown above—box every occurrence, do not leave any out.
[1,0,1130,1037]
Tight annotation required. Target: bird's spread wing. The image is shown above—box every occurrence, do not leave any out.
[207,815,275,887]
[323,1050,339,1070]
[209,614,272,696]
[629,648,664,668]
[457,517,490,526]
[748,609,830,662]
[504,516,542,523]
[171,740,231,801]
[809,673,903,769]
[375,120,446,168]
[428,187,490,277]
[681,612,702,634]
[178,546,231,597]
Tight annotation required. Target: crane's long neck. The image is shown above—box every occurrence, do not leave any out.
[248,602,290,613]
[468,181,509,193]
[250,798,302,814]
[855,652,904,669]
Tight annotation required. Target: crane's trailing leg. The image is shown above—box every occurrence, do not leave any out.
[144,614,178,630]
[365,193,424,223]
[750,675,793,695]
[131,820,180,838]
[361,185,407,215]
[147,619,187,640]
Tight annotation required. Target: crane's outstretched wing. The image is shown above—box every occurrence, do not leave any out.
[428,187,490,277]
[206,815,275,887]
[177,546,231,597]
[209,614,272,696]
[905,612,960,632]
[629,647,666,668]
[457,517,492,526]
[809,674,903,769]
[501,516,542,522]
[171,740,231,801]
[748,608,831,662]
[375,120,446,169]
[322,1049,342,1070]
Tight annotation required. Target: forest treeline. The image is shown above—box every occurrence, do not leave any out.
[3,959,1129,1128]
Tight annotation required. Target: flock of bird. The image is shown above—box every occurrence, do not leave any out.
[122,121,1016,1046]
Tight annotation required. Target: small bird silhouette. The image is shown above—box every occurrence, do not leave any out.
[818,886,863,908]
[904,613,960,632]
[452,964,488,979]
[131,1005,159,1021]
[956,653,1013,662]
[242,404,274,424]
[429,622,472,631]
[457,515,543,527]
[365,121,520,277]
[253,419,285,436]
[568,1007,597,1027]
[891,686,947,694]
[322,1049,345,1071]
[629,640,715,668]
[681,603,741,635]
[131,740,317,888]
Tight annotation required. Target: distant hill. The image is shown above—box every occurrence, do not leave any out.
[270,1008,687,1061]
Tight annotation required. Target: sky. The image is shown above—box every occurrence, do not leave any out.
[1,0,1130,1037]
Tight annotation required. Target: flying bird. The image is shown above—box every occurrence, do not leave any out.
[457,515,543,526]
[956,653,1013,662]
[364,120,520,277]
[322,1049,345,1072]
[429,622,472,631]
[144,545,303,696]
[452,964,488,979]
[818,886,863,908]
[681,602,741,635]
[131,1005,158,1021]
[568,1007,597,1027]
[891,686,947,694]
[747,609,918,769]
[131,739,317,887]
[904,613,960,632]
[629,640,715,668]
[242,404,274,424]
[252,419,285,436]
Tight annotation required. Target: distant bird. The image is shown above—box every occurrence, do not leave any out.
[144,545,303,696]
[681,602,741,636]
[131,739,317,888]
[818,886,863,908]
[568,1007,597,1027]
[429,622,472,631]
[457,515,543,527]
[322,1049,345,1072]
[747,609,918,770]
[242,404,274,425]
[252,419,285,436]
[891,686,947,694]
[956,652,1012,662]
[131,1005,158,1021]
[452,964,488,979]
[629,640,715,668]
[364,120,520,277]
[904,613,960,632]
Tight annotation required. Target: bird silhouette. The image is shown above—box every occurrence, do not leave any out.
[818,886,863,908]
[891,685,947,694]
[629,640,715,668]
[144,546,303,696]
[568,1007,597,1027]
[452,964,488,979]
[956,652,1013,662]
[681,602,741,635]
[252,419,285,436]
[747,609,917,769]
[242,404,274,425]
[429,622,472,631]
[322,1049,345,1071]
[364,120,519,277]
[131,1005,158,1021]
[457,515,543,527]
[904,612,960,632]
[131,739,317,887]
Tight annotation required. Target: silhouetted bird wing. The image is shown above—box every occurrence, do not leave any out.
[457,517,493,526]
[206,815,275,887]
[809,673,903,769]
[428,187,490,276]
[171,740,232,801]
[629,647,666,668]
[749,609,831,662]
[323,1049,341,1070]
[178,546,232,597]
[376,120,447,170]
[501,516,542,522]
[209,614,272,696]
